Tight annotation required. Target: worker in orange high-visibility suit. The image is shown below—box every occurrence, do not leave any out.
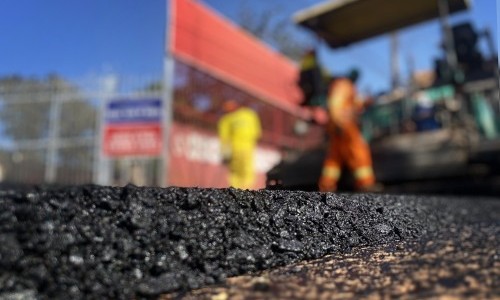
[318,70,377,192]
[218,100,262,189]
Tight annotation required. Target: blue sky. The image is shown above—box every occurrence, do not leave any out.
[0,0,498,93]
[0,0,166,81]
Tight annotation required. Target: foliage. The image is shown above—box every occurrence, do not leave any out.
[237,2,314,61]
[0,75,97,141]
[0,75,97,183]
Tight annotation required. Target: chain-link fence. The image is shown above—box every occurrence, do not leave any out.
[0,66,325,187]
[0,75,162,186]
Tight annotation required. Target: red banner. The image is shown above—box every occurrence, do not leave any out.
[104,124,163,157]
[169,0,305,115]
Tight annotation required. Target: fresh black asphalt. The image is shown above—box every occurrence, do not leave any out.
[0,184,498,299]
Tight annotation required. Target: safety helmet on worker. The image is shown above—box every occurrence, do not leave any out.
[223,100,239,113]
[347,68,360,83]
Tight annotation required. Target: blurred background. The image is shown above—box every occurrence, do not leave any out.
[0,0,498,194]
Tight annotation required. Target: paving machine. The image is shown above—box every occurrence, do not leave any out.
[266,0,500,192]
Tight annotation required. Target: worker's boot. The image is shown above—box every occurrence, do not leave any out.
[318,177,337,192]
[357,182,384,193]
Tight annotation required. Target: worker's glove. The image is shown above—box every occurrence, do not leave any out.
[221,147,232,165]
[327,121,343,136]
[222,155,231,165]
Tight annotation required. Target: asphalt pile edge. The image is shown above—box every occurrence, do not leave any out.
[0,184,498,299]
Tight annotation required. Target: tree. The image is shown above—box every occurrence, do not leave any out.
[0,75,53,140]
[0,75,96,140]
[0,75,97,183]
[236,2,315,61]
[141,81,163,92]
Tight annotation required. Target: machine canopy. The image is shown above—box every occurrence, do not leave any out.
[293,0,470,48]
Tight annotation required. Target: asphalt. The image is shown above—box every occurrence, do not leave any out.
[0,184,499,299]
[165,213,500,299]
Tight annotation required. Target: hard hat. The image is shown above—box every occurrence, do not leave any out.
[223,100,239,112]
[347,68,360,83]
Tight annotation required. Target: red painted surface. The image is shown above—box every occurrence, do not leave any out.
[170,0,304,112]
[104,124,163,157]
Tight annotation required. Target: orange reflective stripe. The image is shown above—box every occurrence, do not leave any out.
[322,166,341,179]
[354,166,374,180]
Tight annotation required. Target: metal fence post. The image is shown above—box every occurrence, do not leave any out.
[160,56,175,187]
[45,88,61,183]
[160,0,176,187]
[93,75,117,186]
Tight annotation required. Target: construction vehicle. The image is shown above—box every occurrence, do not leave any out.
[266,0,500,192]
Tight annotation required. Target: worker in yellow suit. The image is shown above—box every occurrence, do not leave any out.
[318,70,377,192]
[218,100,262,189]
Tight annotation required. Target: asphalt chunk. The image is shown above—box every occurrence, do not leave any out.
[0,184,498,299]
